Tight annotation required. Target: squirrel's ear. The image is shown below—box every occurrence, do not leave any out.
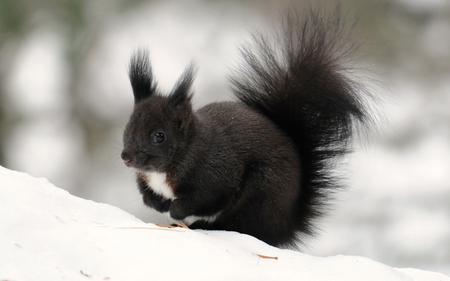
[128,49,157,104]
[166,64,196,129]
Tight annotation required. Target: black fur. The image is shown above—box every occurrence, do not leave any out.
[121,6,371,248]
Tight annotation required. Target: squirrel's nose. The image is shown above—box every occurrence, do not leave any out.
[121,151,135,166]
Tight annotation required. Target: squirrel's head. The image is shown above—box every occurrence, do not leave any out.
[121,50,196,172]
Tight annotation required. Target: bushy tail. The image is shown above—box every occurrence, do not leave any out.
[230,6,371,243]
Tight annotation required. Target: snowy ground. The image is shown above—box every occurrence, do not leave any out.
[1,166,449,281]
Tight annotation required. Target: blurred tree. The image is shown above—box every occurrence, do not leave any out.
[0,0,32,165]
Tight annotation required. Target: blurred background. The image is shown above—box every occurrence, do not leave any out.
[1,0,449,275]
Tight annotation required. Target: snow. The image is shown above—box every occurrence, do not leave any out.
[1,166,449,281]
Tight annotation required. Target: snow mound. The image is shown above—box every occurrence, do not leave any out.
[1,166,449,281]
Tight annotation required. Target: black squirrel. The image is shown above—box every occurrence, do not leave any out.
[121,6,371,248]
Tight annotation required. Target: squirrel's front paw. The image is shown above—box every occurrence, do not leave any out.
[143,194,172,213]
[169,199,190,220]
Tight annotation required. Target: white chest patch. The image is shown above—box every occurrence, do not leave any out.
[145,172,176,200]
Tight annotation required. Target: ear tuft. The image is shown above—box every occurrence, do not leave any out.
[166,64,196,112]
[168,63,196,108]
[166,64,197,130]
[128,49,157,104]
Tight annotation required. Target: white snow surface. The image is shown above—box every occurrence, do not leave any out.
[1,166,449,281]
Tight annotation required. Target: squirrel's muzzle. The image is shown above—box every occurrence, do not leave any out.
[121,150,135,167]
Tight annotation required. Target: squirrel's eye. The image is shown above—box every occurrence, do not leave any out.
[154,132,165,144]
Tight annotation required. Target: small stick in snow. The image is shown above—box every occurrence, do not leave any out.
[156,223,177,228]
[80,270,91,277]
[256,254,278,260]
[177,221,190,229]
[114,226,182,232]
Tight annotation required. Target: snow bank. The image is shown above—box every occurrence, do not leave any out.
[1,166,449,281]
